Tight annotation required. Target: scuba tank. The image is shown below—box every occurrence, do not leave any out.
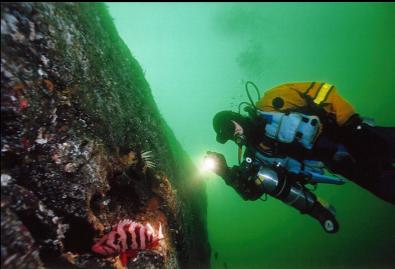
[240,146,341,233]
[253,165,339,233]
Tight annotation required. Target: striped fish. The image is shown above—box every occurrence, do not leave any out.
[91,219,164,266]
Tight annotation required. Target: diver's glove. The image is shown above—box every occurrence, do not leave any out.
[206,151,230,178]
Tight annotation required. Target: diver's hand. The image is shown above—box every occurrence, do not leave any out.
[206,151,229,178]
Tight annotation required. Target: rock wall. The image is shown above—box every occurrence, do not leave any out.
[1,3,210,268]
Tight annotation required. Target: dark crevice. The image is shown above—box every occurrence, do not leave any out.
[16,212,60,265]
[63,216,95,254]
[106,167,152,212]
[17,214,54,241]
[89,192,105,218]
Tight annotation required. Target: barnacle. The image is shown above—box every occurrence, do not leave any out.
[141,150,156,169]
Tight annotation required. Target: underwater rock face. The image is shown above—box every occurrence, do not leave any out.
[1,3,210,269]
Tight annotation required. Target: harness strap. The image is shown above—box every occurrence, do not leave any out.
[313,83,334,105]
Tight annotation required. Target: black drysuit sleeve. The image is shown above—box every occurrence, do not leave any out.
[221,164,263,201]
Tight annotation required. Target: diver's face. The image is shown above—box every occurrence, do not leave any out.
[232,120,243,135]
[231,121,246,145]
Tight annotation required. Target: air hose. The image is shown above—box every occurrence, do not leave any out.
[245,81,261,111]
[238,81,261,116]
[237,81,262,164]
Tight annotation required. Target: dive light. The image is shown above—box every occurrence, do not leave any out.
[200,155,217,172]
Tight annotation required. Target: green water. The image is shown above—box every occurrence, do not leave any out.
[107,3,395,268]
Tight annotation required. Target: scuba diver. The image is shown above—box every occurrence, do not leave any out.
[207,81,395,234]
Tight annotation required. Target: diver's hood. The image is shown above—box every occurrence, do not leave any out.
[213,111,247,144]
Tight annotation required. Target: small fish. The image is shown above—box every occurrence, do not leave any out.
[214,251,218,260]
[91,219,164,267]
